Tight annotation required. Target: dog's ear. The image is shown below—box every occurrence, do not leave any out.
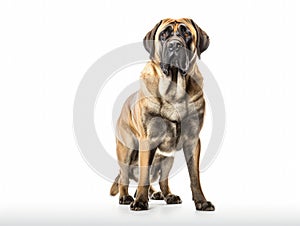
[143,20,162,59]
[191,19,210,58]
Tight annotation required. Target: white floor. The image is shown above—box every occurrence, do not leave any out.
[2,166,299,226]
[2,199,299,226]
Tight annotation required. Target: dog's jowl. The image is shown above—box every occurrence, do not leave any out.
[110,18,215,211]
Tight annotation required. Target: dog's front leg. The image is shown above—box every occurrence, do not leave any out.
[183,138,215,211]
[130,139,156,211]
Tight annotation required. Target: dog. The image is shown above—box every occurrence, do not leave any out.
[110,18,215,211]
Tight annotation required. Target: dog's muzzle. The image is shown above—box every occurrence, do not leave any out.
[160,37,189,76]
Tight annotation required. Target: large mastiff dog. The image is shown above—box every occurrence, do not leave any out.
[110,18,215,211]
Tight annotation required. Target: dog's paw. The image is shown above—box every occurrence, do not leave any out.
[119,195,134,205]
[130,200,149,211]
[150,191,164,200]
[195,201,215,211]
[164,194,182,204]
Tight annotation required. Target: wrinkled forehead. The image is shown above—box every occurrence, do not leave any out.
[155,18,197,39]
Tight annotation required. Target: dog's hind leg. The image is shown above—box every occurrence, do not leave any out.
[148,161,164,200]
[116,140,134,205]
[159,156,182,204]
[149,185,164,200]
[110,173,120,196]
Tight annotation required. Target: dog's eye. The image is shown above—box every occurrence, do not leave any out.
[160,32,167,41]
[184,31,191,37]
[179,24,191,39]
[159,26,173,41]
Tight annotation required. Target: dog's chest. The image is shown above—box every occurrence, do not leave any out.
[160,101,188,122]
[150,101,190,152]
[145,97,203,152]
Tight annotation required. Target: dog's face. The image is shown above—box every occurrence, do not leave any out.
[144,18,209,76]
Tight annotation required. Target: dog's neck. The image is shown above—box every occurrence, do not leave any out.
[158,68,187,102]
[140,61,203,104]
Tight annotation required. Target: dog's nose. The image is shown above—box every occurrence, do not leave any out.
[168,40,183,52]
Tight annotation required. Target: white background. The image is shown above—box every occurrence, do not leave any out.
[0,0,299,225]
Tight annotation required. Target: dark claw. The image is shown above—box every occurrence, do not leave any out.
[130,200,149,211]
[164,194,182,204]
[134,190,137,198]
[119,195,134,205]
[195,201,215,211]
[150,191,164,200]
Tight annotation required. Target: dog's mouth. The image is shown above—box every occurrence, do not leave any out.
[168,66,179,83]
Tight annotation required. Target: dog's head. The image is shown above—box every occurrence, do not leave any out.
[144,18,209,76]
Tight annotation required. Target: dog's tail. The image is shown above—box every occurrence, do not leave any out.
[110,173,120,196]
